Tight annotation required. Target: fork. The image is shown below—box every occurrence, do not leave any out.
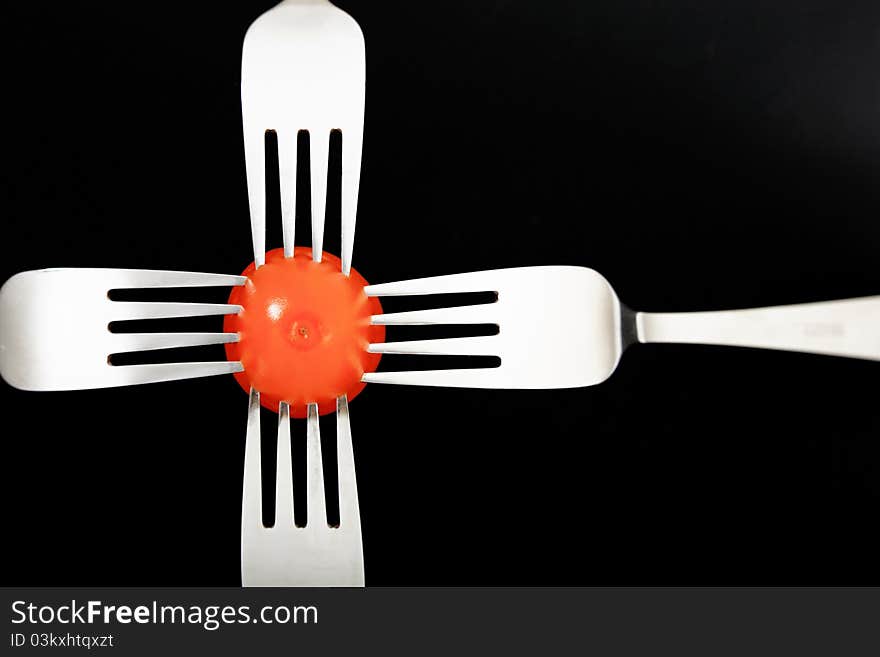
[241,0,365,273]
[239,0,367,587]
[241,390,364,586]
[362,266,880,388]
[0,268,244,391]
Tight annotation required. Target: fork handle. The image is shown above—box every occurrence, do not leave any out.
[635,296,880,361]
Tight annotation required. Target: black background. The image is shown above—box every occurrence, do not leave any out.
[2,1,878,585]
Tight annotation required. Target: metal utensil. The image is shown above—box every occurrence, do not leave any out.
[363,266,880,388]
[241,391,364,586]
[238,0,368,586]
[241,0,366,273]
[0,268,244,391]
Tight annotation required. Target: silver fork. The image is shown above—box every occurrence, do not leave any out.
[362,266,880,388]
[0,268,244,391]
[239,0,367,587]
[241,0,365,272]
[241,390,364,586]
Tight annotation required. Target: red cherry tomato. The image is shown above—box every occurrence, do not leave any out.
[224,247,384,417]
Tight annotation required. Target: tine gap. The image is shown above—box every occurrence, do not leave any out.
[383,323,499,342]
[322,129,343,259]
[375,354,501,372]
[108,344,228,366]
[293,415,308,527]
[376,291,498,314]
[275,403,295,526]
[109,316,228,334]
[321,411,341,528]
[260,404,278,528]
[108,287,232,303]
[295,130,311,256]
[264,130,283,254]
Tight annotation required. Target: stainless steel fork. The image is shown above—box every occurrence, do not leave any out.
[241,390,364,586]
[362,266,880,388]
[0,268,244,391]
[241,0,365,272]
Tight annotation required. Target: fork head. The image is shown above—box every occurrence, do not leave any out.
[241,390,364,587]
[241,0,365,272]
[0,268,245,391]
[362,267,626,389]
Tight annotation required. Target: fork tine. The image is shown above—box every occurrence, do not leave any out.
[242,388,262,530]
[306,403,327,527]
[103,270,247,289]
[309,130,330,261]
[365,271,500,297]
[362,368,500,388]
[278,130,298,258]
[371,304,497,326]
[115,361,244,387]
[109,332,239,353]
[275,402,295,526]
[244,126,267,267]
[110,302,241,321]
[340,130,363,276]
[368,336,498,357]
[335,395,361,530]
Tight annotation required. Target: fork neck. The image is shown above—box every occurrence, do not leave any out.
[632,296,880,361]
[619,304,640,350]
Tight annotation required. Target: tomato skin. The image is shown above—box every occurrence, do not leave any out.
[224,247,384,417]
